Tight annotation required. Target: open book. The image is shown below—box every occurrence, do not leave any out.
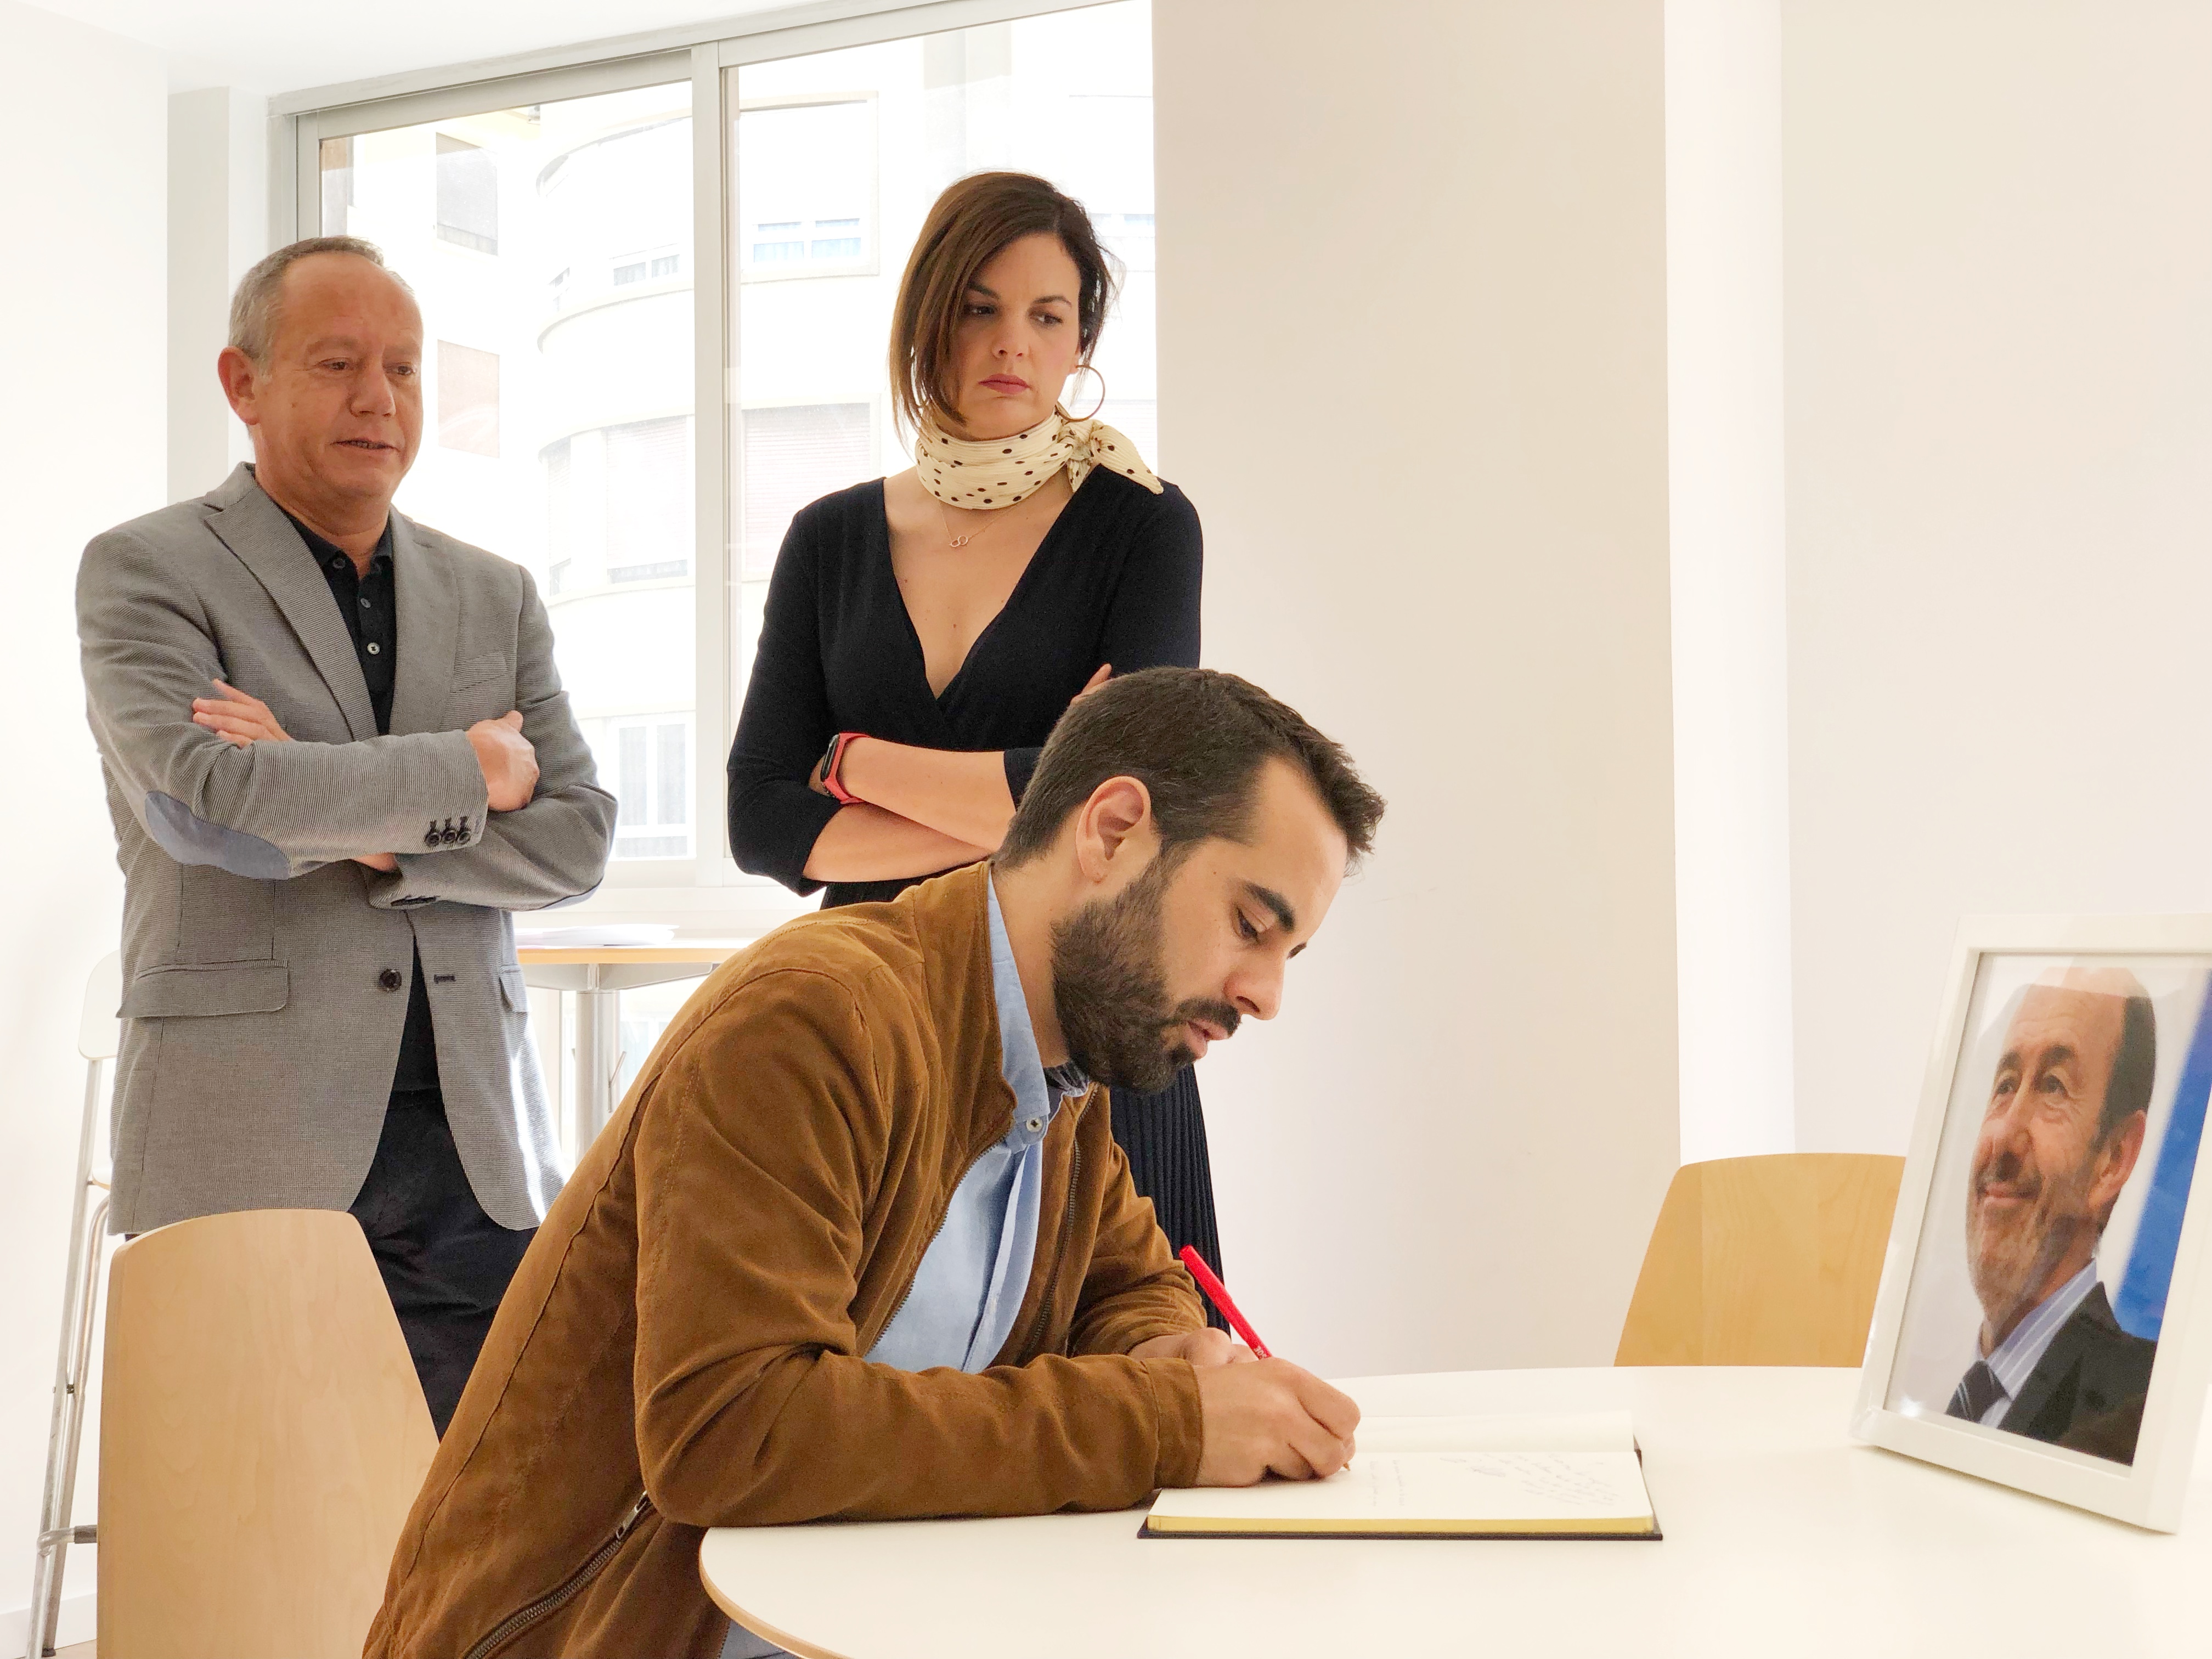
[1143,1410,1660,1540]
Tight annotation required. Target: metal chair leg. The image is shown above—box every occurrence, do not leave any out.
[26,1060,109,1659]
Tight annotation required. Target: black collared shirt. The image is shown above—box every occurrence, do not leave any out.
[284,511,439,1099]
[295,514,399,730]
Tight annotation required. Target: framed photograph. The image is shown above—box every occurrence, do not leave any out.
[1854,917,2212,1531]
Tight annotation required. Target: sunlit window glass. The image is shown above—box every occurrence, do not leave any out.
[320,83,696,866]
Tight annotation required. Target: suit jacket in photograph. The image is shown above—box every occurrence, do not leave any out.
[76,464,616,1234]
[1999,1282,2158,1464]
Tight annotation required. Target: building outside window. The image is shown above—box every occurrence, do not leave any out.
[319,135,354,232]
[610,715,692,861]
[605,415,692,583]
[322,85,696,864]
[435,133,499,253]
[736,99,877,279]
[437,341,501,456]
[739,403,872,575]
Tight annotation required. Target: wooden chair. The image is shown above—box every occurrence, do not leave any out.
[1615,1153,1906,1367]
[98,1210,437,1658]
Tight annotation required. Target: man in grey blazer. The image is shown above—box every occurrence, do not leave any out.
[76,236,615,1431]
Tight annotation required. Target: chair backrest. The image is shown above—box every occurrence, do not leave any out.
[79,950,122,1062]
[1615,1152,1906,1367]
[99,1210,437,1659]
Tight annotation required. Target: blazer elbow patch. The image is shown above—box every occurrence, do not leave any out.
[542,881,601,911]
[144,791,292,881]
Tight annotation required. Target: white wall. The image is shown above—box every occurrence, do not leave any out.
[0,2,166,1645]
[168,86,266,500]
[1665,0,1795,1165]
[1157,0,1680,1377]
[1784,1,2212,1154]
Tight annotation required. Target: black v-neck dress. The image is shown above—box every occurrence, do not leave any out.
[725,468,1225,1310]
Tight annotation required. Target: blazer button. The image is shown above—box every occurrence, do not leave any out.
[423,830,442,849]
[378,968,403,991]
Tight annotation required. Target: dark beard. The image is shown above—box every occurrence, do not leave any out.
[1050,860,1240,1094]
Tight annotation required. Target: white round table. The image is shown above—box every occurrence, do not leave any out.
[698,1365,2212,1657]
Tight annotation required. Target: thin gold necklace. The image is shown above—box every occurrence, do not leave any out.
[935,496,997,550]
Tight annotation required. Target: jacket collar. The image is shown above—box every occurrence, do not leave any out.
[898,863,1100,1158]
[2002,1279,2119,1432]
[201,464,460,739]
[204,464,377,740]
[387,511,459,737]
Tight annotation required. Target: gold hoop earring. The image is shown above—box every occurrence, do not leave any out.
[1067,363,1108,421]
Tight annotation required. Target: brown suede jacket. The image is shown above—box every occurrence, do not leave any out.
[365,864,1206,1659]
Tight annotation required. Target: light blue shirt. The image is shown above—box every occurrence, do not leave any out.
[865,877,1080,1371]
[1976,1260,2102,1426]
[724,876,1080,1659]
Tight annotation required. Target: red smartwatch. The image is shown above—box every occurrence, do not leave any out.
[817,731,865,804]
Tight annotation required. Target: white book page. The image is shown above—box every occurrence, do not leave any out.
[1149,1449,1653,1530]
[1350,1411,1636,1456]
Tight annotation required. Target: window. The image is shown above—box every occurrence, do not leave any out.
[740,404,871,574]
[752,221,803,262]
[319,136,353,232]
[533,418,693,586]
[606,415,693,583]
[437,341,501,456]
[613,246,682,286]
[607,716,691,860]
[736,100,876,278]
[322,82,695,868]
[435,133,499,253]
[300,2,1154,903]
[544,440,572,593]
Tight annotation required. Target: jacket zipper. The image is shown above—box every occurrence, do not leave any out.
[1019,1139,1083,1358]
[459,1491,652,1659]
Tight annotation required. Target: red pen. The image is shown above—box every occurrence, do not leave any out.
[1177,1245,1273,1359]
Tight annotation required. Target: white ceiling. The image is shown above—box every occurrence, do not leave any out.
[22,0,798,96]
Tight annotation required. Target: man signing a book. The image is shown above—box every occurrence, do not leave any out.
[366,667,1387,1659]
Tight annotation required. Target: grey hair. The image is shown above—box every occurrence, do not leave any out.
[227,235,414,363]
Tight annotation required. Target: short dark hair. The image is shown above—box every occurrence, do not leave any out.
[2103,992,2157,1144]
[888,171,1116,435]
[996,667,1385,871]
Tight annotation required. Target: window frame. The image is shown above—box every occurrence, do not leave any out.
[278,0,1132,933]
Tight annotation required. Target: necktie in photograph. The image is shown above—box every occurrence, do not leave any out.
[1948,1359,2006,1422]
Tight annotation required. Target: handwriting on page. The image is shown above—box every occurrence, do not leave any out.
[1438,1453,1630,1507]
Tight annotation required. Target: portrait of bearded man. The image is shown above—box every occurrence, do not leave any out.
[1948,967,2159,1462]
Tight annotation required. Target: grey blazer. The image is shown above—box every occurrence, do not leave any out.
[77,464,616,1234]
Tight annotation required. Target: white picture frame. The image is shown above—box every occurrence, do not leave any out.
[1853,916,2212,1532]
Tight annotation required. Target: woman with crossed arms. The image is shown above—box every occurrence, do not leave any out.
[726,171,1223,1294]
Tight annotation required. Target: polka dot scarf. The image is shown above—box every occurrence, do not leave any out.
[914,404,1163,510]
